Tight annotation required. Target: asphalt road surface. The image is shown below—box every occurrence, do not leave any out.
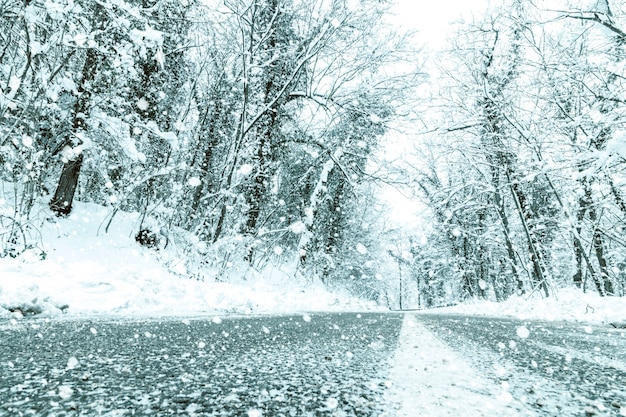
[0,313,404,416]
[1,313,625,416]
[418,314,626,416]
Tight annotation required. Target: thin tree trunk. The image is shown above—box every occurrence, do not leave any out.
[582,180,614,295]
[592,227,613,295]
[541,172,600,289]
[190,102,221,228]
[506,169,550,297]
[321,179,346,281]
[398,260,403,310]
[491,167,523,293]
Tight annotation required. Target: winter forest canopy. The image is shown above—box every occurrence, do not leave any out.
[1,0,625,309]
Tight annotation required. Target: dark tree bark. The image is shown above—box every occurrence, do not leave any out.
[243,0,284,236]
[49,42,100,216]
[580,179,614,295]
[49,154,84,216]
[189,85,230,235]
[48,2,107,216]
[490,165,523,294]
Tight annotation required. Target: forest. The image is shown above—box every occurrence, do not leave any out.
[1,0,625,309]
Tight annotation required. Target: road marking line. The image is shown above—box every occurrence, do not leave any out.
[383,314,536,417]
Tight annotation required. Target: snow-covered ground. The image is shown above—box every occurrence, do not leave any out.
[437,287,626,325]
[0,201,380,319]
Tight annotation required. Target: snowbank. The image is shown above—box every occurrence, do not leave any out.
[434,288,626,325]
[0,202,380,319]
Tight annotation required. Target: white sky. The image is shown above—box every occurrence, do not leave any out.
[389,0,491,48]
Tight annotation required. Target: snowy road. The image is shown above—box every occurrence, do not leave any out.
[0,313,403,416]
[1,313,625,416]
[418,314,626,416]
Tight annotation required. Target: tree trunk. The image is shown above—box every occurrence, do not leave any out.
[581,180,614,296]
[48,5,103,216]
[507,169,550,297]
[572,230,585,288]
[244,132,266,235]
[491,166,523,294]
[322,178,346,281]
[189,104,221,235]
[398,260,403,310]
[296,149,342,270]
[592,227,614,295]
[49,154,84,216]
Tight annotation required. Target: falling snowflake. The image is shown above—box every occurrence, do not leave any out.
[355,243,368,254]
[58,385,74,399]
[369,113,382,123]
[516,326,530,339]
[66,357,80,370]
[136,98,149,111]
[326,397,339,410]
[238,164,253,176]
[303,314,312,322]
[494,365,507,377]
[30,41,43,55]
[288,221,306,234]
[9,75,20,92]
[22,135,33,148]
[188,177,201,187]
[73,33,88,46]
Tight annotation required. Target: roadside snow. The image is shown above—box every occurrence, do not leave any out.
[434,288,626,325]
[0,202,380,319]
[383,314,537,417]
